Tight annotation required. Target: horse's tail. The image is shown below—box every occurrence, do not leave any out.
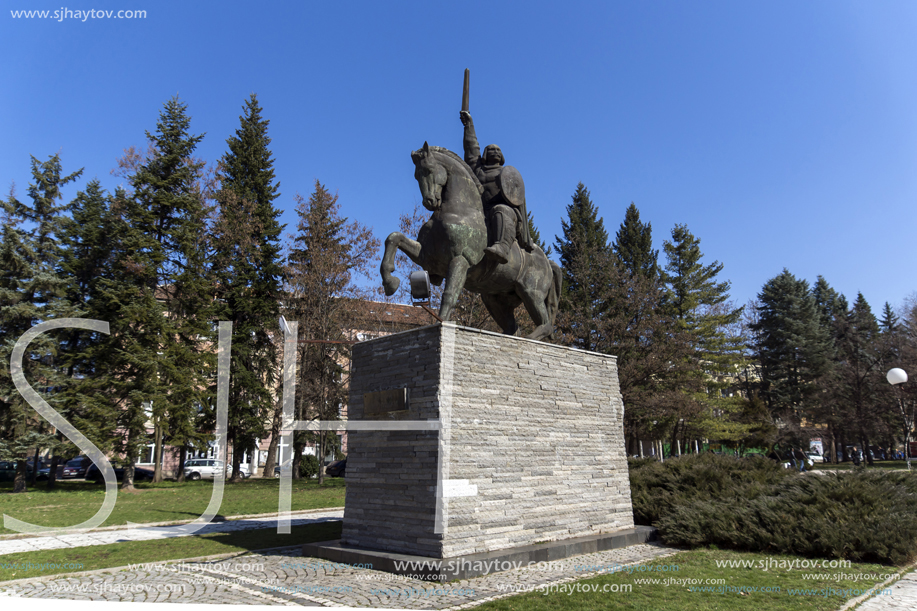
[547,259,562,328]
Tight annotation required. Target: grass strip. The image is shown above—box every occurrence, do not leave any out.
[475,549,895,611]
[0,478,345,534]
[0,521,342,582]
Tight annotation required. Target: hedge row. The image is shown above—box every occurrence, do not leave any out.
[629,455,917,565]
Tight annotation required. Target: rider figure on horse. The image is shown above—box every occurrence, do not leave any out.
[460,110,535,264]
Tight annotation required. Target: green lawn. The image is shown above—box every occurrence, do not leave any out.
[0,478,345,535]
[0,521,342,582]
[477,549,898,611]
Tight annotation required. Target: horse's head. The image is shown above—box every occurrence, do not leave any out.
[411,142,447,211]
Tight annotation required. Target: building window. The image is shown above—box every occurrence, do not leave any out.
[137,444,156,465]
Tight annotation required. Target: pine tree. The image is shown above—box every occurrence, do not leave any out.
[749,270,832,439]
[613,202,658,278]
[115,97,212,487]
[808,275,847,461]
[0,155,82,492]
[285,181,377,483]
[54,180,120,488]
[82,187,163,489]
[212,94,285,481]
[661,223,744,355]
[660,223,747,448]
[553,183,612,352]
[880,302,900,335]
[553,186,696,455]
[833,293,888,464]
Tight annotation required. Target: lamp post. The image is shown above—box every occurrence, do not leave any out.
[887,368,911,471]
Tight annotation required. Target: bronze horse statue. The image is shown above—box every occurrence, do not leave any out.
[380,143,562,341]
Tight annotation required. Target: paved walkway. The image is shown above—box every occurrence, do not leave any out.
[850,570,917,611]
[0,541,678,608]
[0,509,344,556]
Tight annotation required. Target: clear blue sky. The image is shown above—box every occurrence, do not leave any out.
[3,0,915,312]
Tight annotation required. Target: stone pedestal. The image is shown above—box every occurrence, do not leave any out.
[338,322,634,559]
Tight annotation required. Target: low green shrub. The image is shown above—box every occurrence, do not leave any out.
[629,455,917,565]
[629,453,792,525]
[299,455,320,479]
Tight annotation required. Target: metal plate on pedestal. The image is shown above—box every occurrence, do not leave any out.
[363,388,410,419]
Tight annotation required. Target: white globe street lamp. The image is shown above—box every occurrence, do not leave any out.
[888,368,908,386]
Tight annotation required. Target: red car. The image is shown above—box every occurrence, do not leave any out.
[61,456,92,479]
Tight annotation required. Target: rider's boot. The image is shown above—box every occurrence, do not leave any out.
[484,210,513,264]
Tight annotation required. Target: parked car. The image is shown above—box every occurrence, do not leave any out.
[0,461,32,482]
[806,452,824,464]
[85,464,155,483]
[325,459,346,478]
[182,459,250,480]
[61,456,92,479]
[183,459,250,480]
[229,463,251,479]
[183,459,221,480]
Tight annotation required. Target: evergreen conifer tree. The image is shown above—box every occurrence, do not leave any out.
[661,223,744,353]
[115,97,212,487]
[880,302,899,335]
[660,223,747,446]
[0,155,82,492]
[834,293,887,463]
[553,182,612,352]
[613,202,658,278]
[749,270,832,439]
[55,180,120,487]
[284,181,377,483]
[808,275,847,460]
[212,94,285,481]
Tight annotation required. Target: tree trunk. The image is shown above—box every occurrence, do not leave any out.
[862,436,874,466]
[46,454,60,490]
[177,446,187,483]
[152,423,164,483]
[292,435,303,480]
[262,399,283,478]
[30,447,40,486]
[230,443,244,483]
[317,432,325,485]
[13,459,28,493]
[669,423,680,458]
[122,463,135,491]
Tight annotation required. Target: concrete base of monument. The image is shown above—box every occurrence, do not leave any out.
[302,525,657,582]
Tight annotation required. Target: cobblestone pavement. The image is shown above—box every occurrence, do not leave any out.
[0,509,344,557]
[852,571,917,611]
[0,542,678,608]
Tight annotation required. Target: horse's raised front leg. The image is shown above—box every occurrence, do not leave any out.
[439,256,470,321]
[380,232,423,296]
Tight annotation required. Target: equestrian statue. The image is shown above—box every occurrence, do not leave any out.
[380,70,562,341]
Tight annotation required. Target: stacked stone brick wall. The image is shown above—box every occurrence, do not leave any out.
[341,323,633,558]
